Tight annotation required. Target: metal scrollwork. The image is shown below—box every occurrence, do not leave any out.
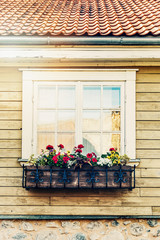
[114,169,127,183]
[58,169,71,183]
[29,169,44,183]
[86,169,100,183]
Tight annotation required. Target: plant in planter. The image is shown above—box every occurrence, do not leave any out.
[23,145,135,190]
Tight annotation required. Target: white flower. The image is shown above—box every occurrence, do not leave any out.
[97,158,113,167]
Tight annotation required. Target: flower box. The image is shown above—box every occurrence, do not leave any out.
[22,164,135,190]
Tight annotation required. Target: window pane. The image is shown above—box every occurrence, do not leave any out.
[83,86,101,109]
[83,133,100,155]
[37,110,55,131]
[103,87,120,109]
[82,110,100,132]
[58,133,75,151]
[58,86,75,109]
[58,110,75,132]
[103,111,121,131]
[38,86,56,108]
[102,134,120,153]
[37,132,55,154]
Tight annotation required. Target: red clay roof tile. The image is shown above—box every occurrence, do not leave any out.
[0,0,160,36]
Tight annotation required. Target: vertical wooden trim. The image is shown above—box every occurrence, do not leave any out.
[125,70,136,159]
[22,71,33,159]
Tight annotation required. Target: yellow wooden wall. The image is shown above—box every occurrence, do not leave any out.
[0,65,160,216]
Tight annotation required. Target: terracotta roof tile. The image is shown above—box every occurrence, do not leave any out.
[0,0,160,36]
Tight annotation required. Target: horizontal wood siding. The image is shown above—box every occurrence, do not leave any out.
[0,66,159,216]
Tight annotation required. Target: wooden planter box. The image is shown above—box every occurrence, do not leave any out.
[22,164,135,190]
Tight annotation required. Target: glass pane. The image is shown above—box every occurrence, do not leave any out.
[38,86,56,108]
[102,134,120,153]
[83,86,101,109]
[37,110,55,131]
[103,86,120,109]
[83,133,100,155]
[58,133,75,152]
[103,111,120,131]
[58,110,75,132]
[37,132,55,154]
[58,86,75,109]
[83,110,100,132]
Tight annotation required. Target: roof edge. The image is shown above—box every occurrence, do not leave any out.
[0,36,160,45]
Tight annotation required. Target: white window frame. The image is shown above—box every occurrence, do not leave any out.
[21,68,138,159]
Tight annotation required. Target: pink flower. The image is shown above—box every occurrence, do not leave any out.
[78,144,84,149]
[46,145,54,150]
[58,144,64,149]
[63,156,69,163]
[87,153,92,158]
[76,149,82,153]
[92,158,97,163]
[52,156,58,163]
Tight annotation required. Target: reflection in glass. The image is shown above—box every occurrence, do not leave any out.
[83,133,100,155]
[102,134,120,153]
[103,87,120,109]
[38,86,56,109]
[58,86,75,109]
[37,132,55,154]
[103,111,120,131]
[83,110,100,132]
[37,110,55,131]
[83,86,101,109]
[58,110,75,132]
[58,133,75,151]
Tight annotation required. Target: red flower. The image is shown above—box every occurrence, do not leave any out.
[58,144,64,149]
[109,148,115,152]
[52,155,58,163]
[76,149,82,153]
[92,158,97,163]
[87,153,92,158]
[46,145,54,150]
[63,156,69,163]
[78,144,84,149]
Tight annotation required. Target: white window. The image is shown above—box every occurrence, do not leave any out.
[21,69,137,159]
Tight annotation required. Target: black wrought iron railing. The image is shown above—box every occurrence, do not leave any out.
[22,164,135,190]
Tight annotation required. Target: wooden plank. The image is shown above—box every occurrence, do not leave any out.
[50,196,160,207]
[136,131,160,140]
[136,178,160,187]
[136,93,160,101]
[137,112,160,121]
[0,69,21,82]
[141,188,160,197]
[136,121,160,130]
[0,197,49,206]
[137,67,160,74]
[0,121,22,130]
[0,140,21,148]
[137,150,160,158]
[0,159,21,167]
[153,207,160,215]
[0,168,22,177]
[0,178,21,187]
[0,83,21,91]
[136,74,160,82]
[0,187,140,197]
[0,102,22,111]
[0,111,22,120]
[0,149,21,158]
[141,169,160,178]
[0,130,21,139]
[137,140,160,149]
[137,83,160,93]
[0,92,22,101]
[140,159,160,168]
[136,102,160,111]
[0,206,152,215]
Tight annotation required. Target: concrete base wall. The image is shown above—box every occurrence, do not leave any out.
[0,219,159,240]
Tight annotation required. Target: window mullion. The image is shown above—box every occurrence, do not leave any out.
[76,81,82,145]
